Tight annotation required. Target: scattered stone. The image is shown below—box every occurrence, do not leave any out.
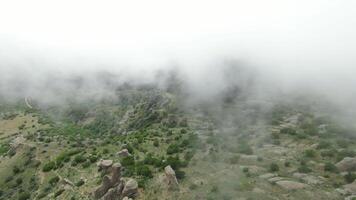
[164,165,179,190]
[121,179,139,199]
[336,157,356,172]
[276,180,307,190]
[117,149,131,157]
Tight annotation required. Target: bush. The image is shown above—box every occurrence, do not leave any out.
[167,144,180,155]
[229,155,240,164]
[75,180,85,187]
[269,163,279,172]
[73,155,86,163]
[304,149,316,158]
[153,139,159,147]
[13,166,21,174]
[16,178,23,185]
[280,127,296,135]
[298,165,312,173]
[284,161,291,167]
[42,161,56,172]
[324,162,338,172]
[54,189,65,197]
[122,156,135,166]
[136,165,153,178]
[344,172,356,183]
[175,170,186,180]
[18,192,30,200]
[49,176,60,185]
[317,141,332,149]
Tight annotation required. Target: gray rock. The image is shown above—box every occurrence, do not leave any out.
[164,165,179,190]
[276,180,307,190]
[336,157,356,172]
[94,175,112,199]
[121,179,139,198]
[117,149,131,158]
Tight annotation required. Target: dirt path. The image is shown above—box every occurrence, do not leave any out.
[25,97,33,109]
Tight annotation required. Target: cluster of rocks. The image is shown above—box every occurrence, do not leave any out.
[94,160,138,200]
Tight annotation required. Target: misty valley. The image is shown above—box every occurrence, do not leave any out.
[1,82,356,200]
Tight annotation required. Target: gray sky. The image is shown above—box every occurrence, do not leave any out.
[0,0,355,104]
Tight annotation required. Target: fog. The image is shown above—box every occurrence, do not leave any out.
[0,0,356,112]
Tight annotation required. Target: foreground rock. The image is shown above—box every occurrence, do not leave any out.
[276,180,307,190]
[121,179,139,199]
[343,181,356,194]
[336,157,356,172]
[93,161,138,200]
[164,165,179,190]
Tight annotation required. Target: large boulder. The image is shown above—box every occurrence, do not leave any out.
[336,157,356,172]
[276,180,307,190]
[164,165,179,190]
[97,159,114,171]
[111,163,122,186]
[121,179,139,199]
[343,181,356,194]
[103,188,118,200]
[117,149,131,158]
[94,175,112,199]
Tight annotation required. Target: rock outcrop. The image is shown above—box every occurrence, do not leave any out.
[336,157,356,172]
[276,180,307,190]
[94,175,113,199]
[164,165,179,190]
[93,161,138,200]
[121,179,139,199]
[117,149,131,158]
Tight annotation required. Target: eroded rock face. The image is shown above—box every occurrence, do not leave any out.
[164,165,179,190]
[121,179,139,199]
[111,163,122,186]
[97,159,114,172]
[343,181,356,194]
[276,180,307,190]
[336,157,356,172]
[103,188,118,200]
[94,175,112,199]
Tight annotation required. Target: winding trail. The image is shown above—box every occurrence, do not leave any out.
[25,97,33,109]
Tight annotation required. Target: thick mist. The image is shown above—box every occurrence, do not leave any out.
[0,0,356,117]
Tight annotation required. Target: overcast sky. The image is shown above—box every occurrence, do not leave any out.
[0,0,355,103]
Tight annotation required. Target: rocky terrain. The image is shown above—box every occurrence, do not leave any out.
[0,86,356,200]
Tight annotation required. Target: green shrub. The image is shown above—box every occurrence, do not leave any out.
[136,165,153,178]
[324,162,338,172]
[49,176,60,185]
[280,127,296,135]
[229,155,240,164]
[298,165,312,173]
[18,192,30,200]
[344,172,356,183]
[304,149,316,158]
[13,166,20,174]
[167,144,180,155]
[54,189,65,197]
[42,161,56,172]
[122,156,135,166]
[75,180,85,187]
[176,170,186,180]
[269,163,279,172]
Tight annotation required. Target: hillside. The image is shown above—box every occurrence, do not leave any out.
[0,86,356,200]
